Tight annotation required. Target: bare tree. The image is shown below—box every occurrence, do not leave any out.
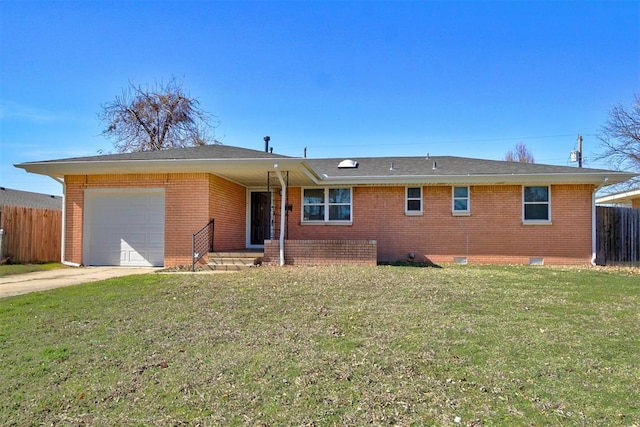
[99,78,219,152]
[504,142,535,163]
[596,94,640,172]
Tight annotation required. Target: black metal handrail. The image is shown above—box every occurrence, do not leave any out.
[192,219,215,271]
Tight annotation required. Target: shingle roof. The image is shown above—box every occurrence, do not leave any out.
[306,155,616,178]
[0,187,62,210]
[37,144,289,163]
[15,144,637,187]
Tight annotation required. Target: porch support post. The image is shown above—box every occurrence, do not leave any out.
[274,164,286,266]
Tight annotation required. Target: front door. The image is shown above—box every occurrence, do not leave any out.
[250,192,271,245]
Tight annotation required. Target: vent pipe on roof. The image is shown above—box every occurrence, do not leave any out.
[264,135,271,153]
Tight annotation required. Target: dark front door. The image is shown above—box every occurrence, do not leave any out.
[251,192,271,245]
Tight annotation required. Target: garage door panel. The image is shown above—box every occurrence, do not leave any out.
[128,251,147,263]
[149,232,164,244]
[127,214,149,226]
[84,190,165,267]
[148,214,164,225]
[128,232,148,244]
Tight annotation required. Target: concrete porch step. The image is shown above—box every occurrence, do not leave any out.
[207,251,264,271]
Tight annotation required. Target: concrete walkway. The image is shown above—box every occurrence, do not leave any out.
[0,267,158,298]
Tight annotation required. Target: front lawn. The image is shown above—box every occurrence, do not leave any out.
[0,265,638,425]
[0,263,66,278]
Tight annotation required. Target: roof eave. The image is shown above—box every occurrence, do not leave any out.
[596,188,640,204]
[15,157,317,178]
[316,172,637,186]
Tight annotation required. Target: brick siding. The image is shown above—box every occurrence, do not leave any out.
[64,173,597,267]
[64,173,239,267]
[285,184,595,265]
[263,239,377,266]
[209,175,246,251]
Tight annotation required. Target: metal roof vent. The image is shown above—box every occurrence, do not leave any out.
[338,159,358,169]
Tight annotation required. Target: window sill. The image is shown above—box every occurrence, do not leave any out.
[300,221,353,226]
[452,212,471,217]
[522,220,552,225]
[405,211,423,216]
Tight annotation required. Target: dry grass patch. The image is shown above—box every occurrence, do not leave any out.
[0,263,66,277]
[1,265,639,425]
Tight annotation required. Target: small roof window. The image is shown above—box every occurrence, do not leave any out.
[338,159,358,169]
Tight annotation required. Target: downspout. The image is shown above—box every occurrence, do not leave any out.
[51,176,80,267]
[273,163,286,266]
[591,177,609,266]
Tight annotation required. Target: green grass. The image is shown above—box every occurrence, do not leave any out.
[1,265,639,426]
[0,263,66,277]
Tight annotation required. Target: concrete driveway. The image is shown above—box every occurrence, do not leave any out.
[0,267,158,298]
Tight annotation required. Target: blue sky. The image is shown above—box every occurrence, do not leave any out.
[1,0,638,196]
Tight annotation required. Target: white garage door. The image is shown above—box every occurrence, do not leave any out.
[84,189,165,267]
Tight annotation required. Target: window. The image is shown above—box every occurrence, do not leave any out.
[523,186,550,222]
[452,186,470,214]
[303,188,352,222]
[406,187,423,214]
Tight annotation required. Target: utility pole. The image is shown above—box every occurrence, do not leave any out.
[577,134,583,168]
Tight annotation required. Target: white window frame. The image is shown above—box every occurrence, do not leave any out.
[301,187,352,223]
[405,186,423,215]
[522,185,552,224]
[452,186,470,215]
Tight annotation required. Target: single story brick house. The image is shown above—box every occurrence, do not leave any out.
[15,144,636,267]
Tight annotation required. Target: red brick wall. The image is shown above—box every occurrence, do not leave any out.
[263,239,377,266]
[64,173,213,267]
[209,175,246,251]
[285,184,595,265]
[64,176,85,264]
[64,175,596,267]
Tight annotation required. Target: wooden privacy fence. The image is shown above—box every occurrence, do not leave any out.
[0,205,62,263]
[596,206,640,266]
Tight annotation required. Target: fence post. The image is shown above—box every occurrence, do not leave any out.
[0,229,4,259]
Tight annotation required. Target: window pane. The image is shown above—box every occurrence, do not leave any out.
[453,186,468,198]
[524,204,549,220]
[454,199,468,211]
[304,189,325,204]
[303,205,324,221]
[329,188,351,203]
[407,199,421,211]
[407,187,421,199]
[524,186,549,202]
[329,205,351,221]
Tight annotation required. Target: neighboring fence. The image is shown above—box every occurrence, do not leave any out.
[596,206,640,266]
[0,205,62,263]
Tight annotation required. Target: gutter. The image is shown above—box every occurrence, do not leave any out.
[316,172,635,186]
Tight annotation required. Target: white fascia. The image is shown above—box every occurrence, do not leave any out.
[315,172,636,187]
